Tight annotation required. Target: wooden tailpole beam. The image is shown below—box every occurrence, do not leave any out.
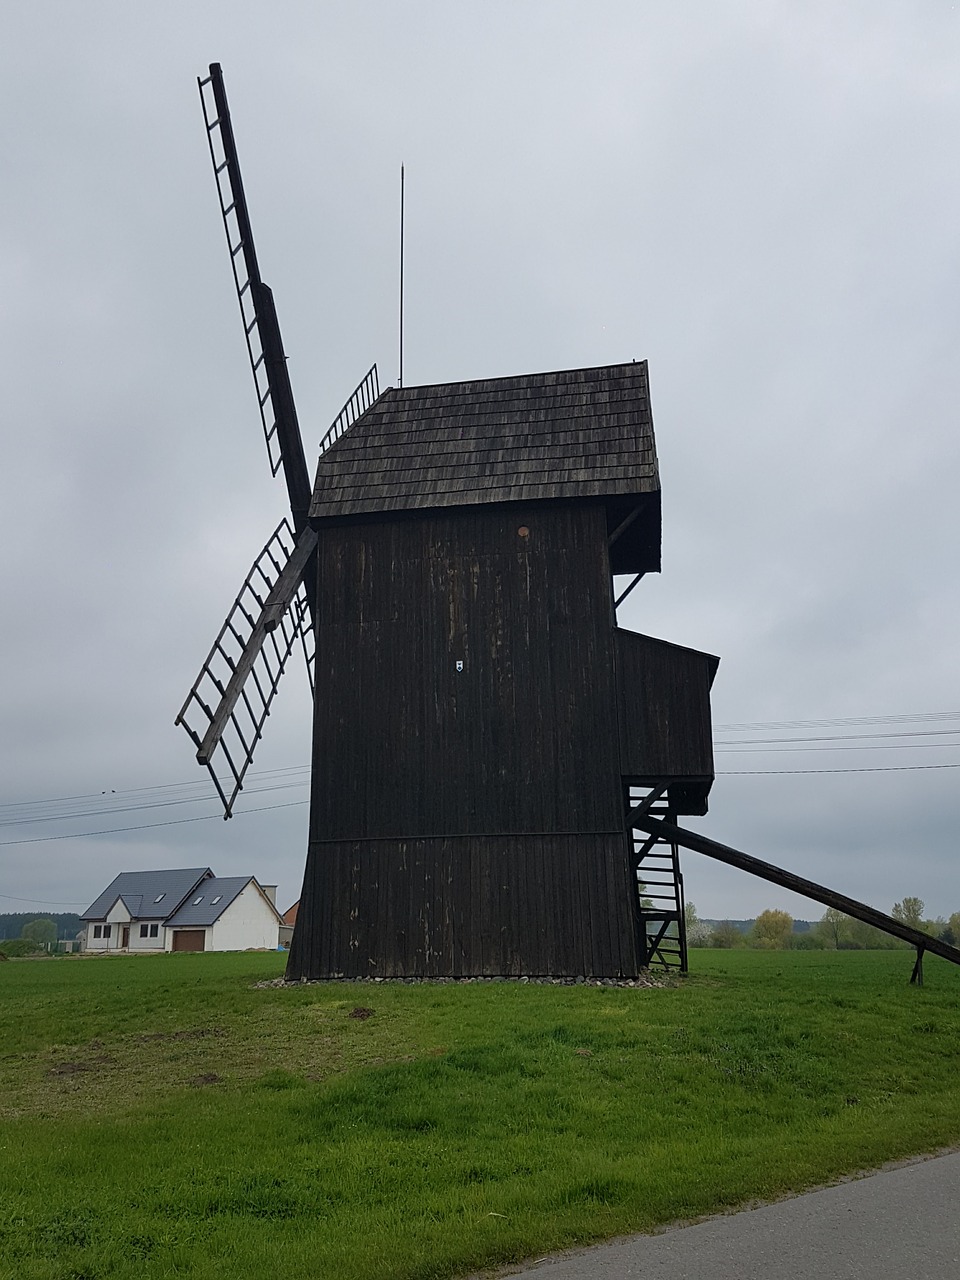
[631,814,960,973]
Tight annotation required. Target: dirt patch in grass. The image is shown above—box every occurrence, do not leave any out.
[50,1059,100,1076]
[2,991,422,1120]
[138,1027,225,1043]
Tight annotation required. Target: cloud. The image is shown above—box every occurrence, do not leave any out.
[2,3,958,923]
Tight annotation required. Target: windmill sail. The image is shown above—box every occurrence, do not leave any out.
[182,66,383,818]
[175,521,316,817]
[197,64,314,541]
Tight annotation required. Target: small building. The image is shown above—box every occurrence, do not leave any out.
[81,868,281,953]
[278,899,299,949]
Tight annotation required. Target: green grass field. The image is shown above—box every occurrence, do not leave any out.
[2,949,959,1279]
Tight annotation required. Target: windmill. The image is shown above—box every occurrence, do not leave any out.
[178,65,960,985]
[177,67,707,981]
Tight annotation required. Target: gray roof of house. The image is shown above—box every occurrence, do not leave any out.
[310,361,660,521]
[164,877,270,928]
[82,868,212,921]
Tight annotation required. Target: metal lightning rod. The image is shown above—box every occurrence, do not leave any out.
[399,163,405,388]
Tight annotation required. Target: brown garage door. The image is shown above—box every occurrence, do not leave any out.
[172,930,206,952]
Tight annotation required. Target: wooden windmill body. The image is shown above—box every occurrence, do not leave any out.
[180,66,958,984]
[291,366,717,979]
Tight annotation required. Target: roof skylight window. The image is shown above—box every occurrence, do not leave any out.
[211,895,222,904]
[193,895,204,905]
[154,894,165,903]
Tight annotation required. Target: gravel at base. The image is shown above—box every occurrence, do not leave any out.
[253,972,672,989]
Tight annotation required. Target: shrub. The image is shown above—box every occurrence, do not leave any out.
[0,938,43,958]
[788,931,825,951]
[751,909,794,950]
[710,921,746,949]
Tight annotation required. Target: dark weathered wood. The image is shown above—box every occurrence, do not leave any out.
[616,630,719,814]
[310,504,623,840]
[175,519,315,816]
[200,65,316,619]
[287,833,639,979]
[308,363,661,575]
[626,784,669,827]
[260,527,319,629]
[195,526,318,763]
[614,572,645,608]
[634,814,960,971]
[287,496,642,980]
[254,284,315,547]
[607,503,644,547]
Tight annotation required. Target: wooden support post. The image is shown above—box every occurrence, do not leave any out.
[911,948,924,986]
[614,572,645,608]
[608,503,645,548]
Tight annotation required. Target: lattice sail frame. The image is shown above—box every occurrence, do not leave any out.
[198,67,285,477]
[186,66,383,818]
[176,520,315,817]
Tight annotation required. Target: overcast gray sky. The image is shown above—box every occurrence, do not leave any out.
[2,2,958,927]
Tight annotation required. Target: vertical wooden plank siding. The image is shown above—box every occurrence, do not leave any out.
[311,505,622,838]
[295,834,636,978]
[289,502,642,980]
[615,628,717,814]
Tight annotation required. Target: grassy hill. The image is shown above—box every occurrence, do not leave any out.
[3,949,960,1279]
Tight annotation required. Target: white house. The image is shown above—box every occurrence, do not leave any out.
[81,867,282,953]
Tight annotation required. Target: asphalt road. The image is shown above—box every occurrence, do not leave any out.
[495,1150,960,1279]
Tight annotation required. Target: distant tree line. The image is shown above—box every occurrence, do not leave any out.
[0,914,83,957]
[685,900,960,951]
[0,912,81,941]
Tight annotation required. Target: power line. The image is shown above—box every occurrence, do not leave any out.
[719,762,960,775]
[715,728,960,746]
[716,743,960,754]
[0,799,309,848]
[0,893,88,906]
[0,764,309,812]
[715,711,960,732]
[0,777,308,828]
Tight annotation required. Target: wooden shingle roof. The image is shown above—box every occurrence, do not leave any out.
[310,361,660,520]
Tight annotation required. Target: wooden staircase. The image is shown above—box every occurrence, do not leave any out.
[626,785,687,973]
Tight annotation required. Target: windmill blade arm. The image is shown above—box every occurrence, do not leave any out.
[254,282,313,534]
[201,63,263,305]
[197,527,318,762]
[197,64,312,531]
[175,520,316,817]
[260,526,317,628]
